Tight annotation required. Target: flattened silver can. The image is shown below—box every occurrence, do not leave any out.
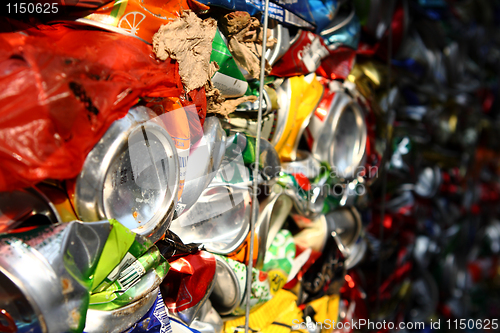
[304,85,367,180]
[74,106,180,243]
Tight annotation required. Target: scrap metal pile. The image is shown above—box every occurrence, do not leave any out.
[1,0,500,332]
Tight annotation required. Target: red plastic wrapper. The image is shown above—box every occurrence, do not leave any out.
[162,251,216,313]
[270,31,330,77]
[316,46,357,81]
[0,22,192,191]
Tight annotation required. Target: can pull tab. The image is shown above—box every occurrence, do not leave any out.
[0,309,17,333]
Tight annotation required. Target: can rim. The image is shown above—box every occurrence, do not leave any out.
[75,107,179,243]
[320,5,356,36]
[211,255,243,315]
[255,192,294,269]
[311,92,367,179]
[85,287,159,333]
[265,20,291,66]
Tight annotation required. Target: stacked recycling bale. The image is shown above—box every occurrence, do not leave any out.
[1,1,500,333]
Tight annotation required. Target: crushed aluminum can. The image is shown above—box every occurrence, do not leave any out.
[320,6,360,51]
[293,214,329,253]
[194,0,315,30]
[277,173,325,218]
[73,106,180,244]
[234,86,277,116]
[0,186,62,232]
[210,30,249,98]
[210,255,246,316]
[190,300,223,333]
[171,317,201,333]
[35,182,79,223]
[77,0,207,44]
[89,246,169,311]
[270,31,330,77]
[316,46,357,81]
[255,191,294,270]
[120,289,173,333]
[283,244,323,291]
[211,255,273,316]
[298,232,346,304]
[273,74,325,162]
[233,267,273,316]
[267,0,340,33]
[304,84,367,180]
[344,234,367,270]
[325,207,363,254]
[85,287,160,333]
[170,184,254,255]
[262,229,296,294]
[225,132,282,183]
[0,221,110,333]
[176,117,227,216]
[224,111,277,143]
[282,150,322,180]
[162,251,217,326]
[265,19,291,66]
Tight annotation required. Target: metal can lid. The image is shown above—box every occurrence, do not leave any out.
[170,184,253,255]
[75,106,179,243]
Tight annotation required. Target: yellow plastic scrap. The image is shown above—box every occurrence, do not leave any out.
[224,289,307,333]
[305,294,340,333]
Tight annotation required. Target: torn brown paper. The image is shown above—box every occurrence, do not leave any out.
[153,11,217,92]
[220,11,276,79]
[206,81,258,117]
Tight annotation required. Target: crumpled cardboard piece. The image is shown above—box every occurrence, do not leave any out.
[153,11,218,92]
[220,11,276,79]
[205,82,258,117]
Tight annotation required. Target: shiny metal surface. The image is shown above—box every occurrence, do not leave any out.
[191,300,223,333]
[282,151,322,179]
[272,79,291,147]
[414,166,441,198]
[0,187,61,232]
[175,271,216,325]
[225,111,276,143]
[190,321,216,333]
[255,192,294,269]
[85,288,159,333]
[310,92,367,179]
[210,256,244,315]
[75,106,179,243]
[170,184,254,255]
[326,207,362,254]
[257,137,282,182]
[320,5,355,37]
[0,221,110,333]
[177,117,227,216]
[287,186,326,219]
[265,20,291,66]
[344,235,367,269]
[235,89,273,115]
